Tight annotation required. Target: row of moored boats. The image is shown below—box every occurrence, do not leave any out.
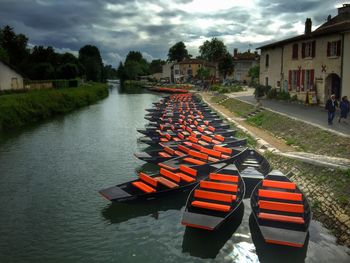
[99,93,312,248]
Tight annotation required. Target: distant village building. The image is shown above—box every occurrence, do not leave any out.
[0,59,24,91]
[232,49,259,82]
[172,59,216,83]
[258,4,350,103]
[161,62,173,82]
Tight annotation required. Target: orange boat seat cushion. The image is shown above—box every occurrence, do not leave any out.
[179,165,197,176]
[183,157,206,165]
[258,212,305,224]
[176,172,195,183]
[258,189,302,201]
[160,168,181,183]
[262,180,296,190]
[159,152,171,158]
[209,173,238,183]
[154,177,178,188]
[200,181,238,192]
[213,145,232,154]
[259,200,304,213]
[194,189,236,202]
[164,146,175,155]
[132,181,156,193]
[191,201,230,212]
[189,150,208,160]
[139,172,158,187]
[214,134,225,142]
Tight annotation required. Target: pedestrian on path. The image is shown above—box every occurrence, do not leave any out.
[338,96,349,123]
[325,94,338,125]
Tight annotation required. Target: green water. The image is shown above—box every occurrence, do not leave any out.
[0,86,349,262]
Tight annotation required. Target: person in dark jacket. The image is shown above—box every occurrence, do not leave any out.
[338,96,349,123]
[325,94,338,125]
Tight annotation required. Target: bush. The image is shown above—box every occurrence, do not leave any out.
[267,88,278,99]
[277,90,291,100]
[254,84,271,98]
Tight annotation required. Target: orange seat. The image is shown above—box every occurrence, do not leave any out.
[165,133,172,140]
[258,189,302,201]
[198,140,209,146]
[154,177,178,188]
[208,126,215,132]
[213,145,232,154]
[164,146,175,155]
[258,212,305,224]
[188,136,198,143]
[212,139,221,144]
[183,158,206,165]
[176,172,195,183]
[159,152,171,158]
[204,121,209,126]
[139,172,158,187]
[201,135,212,143]
[158,163,176,171]
[214,134,225,142]
[200,147,222,158]
[177,145,190,153]
[200,181,238,192]
[179,165,197,176]
[174,150,185,156]
[262,180,296,190]
[191,201,230,212]
[194,189,236,202]
[132,181,156,193]
[197,127,204,133]
[160,138,169,142]
[178,133,185,140]
[190,143,202,151]
[208,157,219,162]
[173,137,181,141]
[209,173,238,183]
[183,141,192,147]
[160,168,181,183]
[259,200,304,213]
[189,150,208,160]
[221,154,230,159]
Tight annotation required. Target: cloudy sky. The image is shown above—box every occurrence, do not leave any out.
[0,0,346,67]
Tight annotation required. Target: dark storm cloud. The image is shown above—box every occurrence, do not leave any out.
[0,0,344,66]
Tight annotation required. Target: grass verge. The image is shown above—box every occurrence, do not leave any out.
[0,82,108,130]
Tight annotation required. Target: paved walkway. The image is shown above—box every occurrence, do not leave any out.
[227,88,350,136]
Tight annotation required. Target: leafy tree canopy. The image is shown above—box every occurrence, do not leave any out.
[167,41,189,62]
[218,52,234,79]
[199,38,227,62]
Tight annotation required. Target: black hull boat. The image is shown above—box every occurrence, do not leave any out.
[181,164,245,230]
[99,162,228,203]
[250,170,311,248]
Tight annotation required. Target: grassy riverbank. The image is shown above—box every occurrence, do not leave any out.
[0,82,108,130]
[212,95,350,159]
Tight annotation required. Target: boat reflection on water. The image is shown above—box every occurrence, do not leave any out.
[101,192,187,224]
[249,214,309,263]
[181,203,244,259]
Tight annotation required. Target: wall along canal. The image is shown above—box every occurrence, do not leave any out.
[0,86,349,262]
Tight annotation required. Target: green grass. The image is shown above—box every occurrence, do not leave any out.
[221,98,255,117]
[210,94,227,103]
[0,82,108,130]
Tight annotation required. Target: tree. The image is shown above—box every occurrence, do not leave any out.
[248,65,260,84]
[218,52,234,79]
[121,50,150,80]
[0,46,9,63]
[196,67,210,80]
[102,64,118,81]
[57,63,79,79]
[78,45,103,82]
[149,59,165,74]
[27,63,55,80]
[167,41,189,62]
[0,25,29,66]
[199,38,227,62]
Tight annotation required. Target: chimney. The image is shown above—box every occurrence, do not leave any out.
[327,15,331,21]
[305,18,312,34]
[233,48,238,57]
[338,4,350,14]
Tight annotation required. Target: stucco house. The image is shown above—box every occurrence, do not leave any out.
[258,4,350,104]
[0,58,24,91]
[232,49,259,82]
[172,59,216,83]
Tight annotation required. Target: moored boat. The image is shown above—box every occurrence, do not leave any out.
[250,170,311,248]
[181,163,245,230]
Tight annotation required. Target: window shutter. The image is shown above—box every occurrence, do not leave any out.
[310,69,314,89]
[312,41,316,57]
[297,69,301,87]
[327,42,331,57]
[301,69,305,90]
[337,40,341,56]
[289,70,292,89]
[302,43,305,58]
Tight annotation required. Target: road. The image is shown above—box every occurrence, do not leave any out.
[227,88,350,136]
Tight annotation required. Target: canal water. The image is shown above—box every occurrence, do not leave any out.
[0,86,349,262]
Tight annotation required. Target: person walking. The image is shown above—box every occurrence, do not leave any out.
[325,94,338,125]
[338,96,349,123]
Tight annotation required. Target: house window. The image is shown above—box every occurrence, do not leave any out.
[265,77,269,86]
[292,44,298,59]
[302,41,316,58]
[302,69,314,91]
[265,54,269,67]
[289,70,299,90]
[187,69,193,76]
[174,70,179,75]
[327,40,341,57]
